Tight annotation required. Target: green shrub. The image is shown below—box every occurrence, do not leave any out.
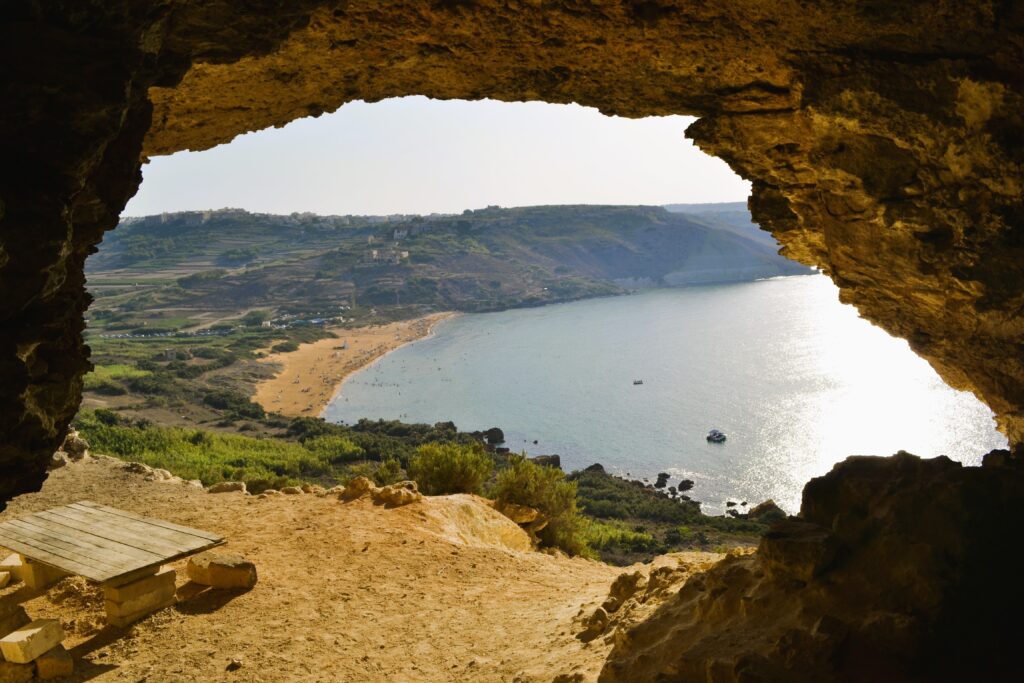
[373,458,404,486]
[303,435,365,464]
[491,455,586,555]
[271,341,300,353]
[408,442,493,495]
[577,517,662,555]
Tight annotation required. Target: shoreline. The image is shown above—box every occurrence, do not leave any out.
[252,312,456,418]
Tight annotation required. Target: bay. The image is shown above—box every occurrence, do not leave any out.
[323,275,1007,513]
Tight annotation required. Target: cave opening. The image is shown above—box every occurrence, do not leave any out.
[3,3,1023,679]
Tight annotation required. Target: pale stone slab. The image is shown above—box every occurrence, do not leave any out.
[0,619,64,664]
[0,554,24,581]
[35,644,73,679]
[104,567,174,602]
[106,593,176,628]
[20,559,68,591]
[0,572,9,589]
[104,580,176,618]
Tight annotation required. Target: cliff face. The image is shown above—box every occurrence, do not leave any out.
[0,3,1022,677]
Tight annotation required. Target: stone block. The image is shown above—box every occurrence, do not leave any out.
[35,644,73,680]
[0,606,30,639]
[104,567,175,603]
[0,619,64,664]
[0,572,9,589]
[186,552,257,589]
[105,580,176,619]
[103,564,159,589]
[0,555,23,581]
[20,560,68,591]
[105,593,176,628]
[0,661,33,683]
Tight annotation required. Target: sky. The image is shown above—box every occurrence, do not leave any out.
[125,96,750,217]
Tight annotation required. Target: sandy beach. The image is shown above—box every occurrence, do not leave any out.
[253,312,456,417]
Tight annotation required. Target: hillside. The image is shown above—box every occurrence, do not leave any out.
[85,205,811,332]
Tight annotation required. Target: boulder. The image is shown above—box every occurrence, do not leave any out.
[47,451,69,470]
[530,455,561,469]
[185,479,204,488]
[280,486,303,495]
[747,499,787,524]
[483,427,505,445]
[495,501,541,525]
[0,606,30,639]
[186,552,257,590]
[0,571,9,589]
[584,463,606,474]
[321,485,345,497]
[207,481,247,494]
[301,484,325,495]
[676,478,694,493]
[123,461,152,475]
[339,476,376,501]
[371,480,422,507]
[654,472,670,489]
[62,430,89,460]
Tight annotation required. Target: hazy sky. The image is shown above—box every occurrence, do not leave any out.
[125,97,750,216]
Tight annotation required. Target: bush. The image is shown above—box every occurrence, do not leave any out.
[201,388,265,419]
[303,435,365,464]
[373,458,404,486]
[408,442,493,495]
[271,341,300,353]
[491,455,586,555]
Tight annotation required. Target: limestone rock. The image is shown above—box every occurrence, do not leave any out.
[122,462,152,476]
[187,552,257,589]
[0,619,64,664]
[207,481,247,494]
[47,451,69,470]
[339,477,376,501]
[747,499,787,525]
[62,430,89,460]
[494,501,541,525]
[0,572,9,590]
[601,453,1024,681]
[0,606,31,640]
[371,481,423,508]
[280,486,303,495]
[301,484,324,495]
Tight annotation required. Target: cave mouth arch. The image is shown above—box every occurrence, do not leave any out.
[2,2,1023,679]
[2,0,1021,512]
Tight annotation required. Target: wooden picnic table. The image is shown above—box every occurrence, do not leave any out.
[0,500,224,585]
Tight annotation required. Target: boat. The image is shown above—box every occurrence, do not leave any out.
[706,429,727,443]
[633,379,644,385]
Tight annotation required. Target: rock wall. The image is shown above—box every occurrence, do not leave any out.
[598,451,1024,681]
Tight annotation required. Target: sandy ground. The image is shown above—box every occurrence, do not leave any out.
[253,313,456,418]
[0,456,633,682]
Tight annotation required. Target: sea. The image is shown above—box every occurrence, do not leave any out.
[323,275,1007,513]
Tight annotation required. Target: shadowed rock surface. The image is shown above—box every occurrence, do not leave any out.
[599,452,1024,681]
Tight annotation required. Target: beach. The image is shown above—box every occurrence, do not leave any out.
[253,312,456,417]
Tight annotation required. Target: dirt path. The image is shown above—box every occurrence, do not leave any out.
[252,312,456,418]
[1,456,629,681]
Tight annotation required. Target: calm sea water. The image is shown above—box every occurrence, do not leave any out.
[323,275,1007,513]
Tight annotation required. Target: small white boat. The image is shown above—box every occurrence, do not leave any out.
[706,429,726,443]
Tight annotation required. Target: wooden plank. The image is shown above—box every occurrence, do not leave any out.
[0,528,108,581]
[9,516,159,565]
[58,505,212,553]
[34,509,188,557]
[0,520,129,575]
[4,518,154,571]
[75,501,223,543]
